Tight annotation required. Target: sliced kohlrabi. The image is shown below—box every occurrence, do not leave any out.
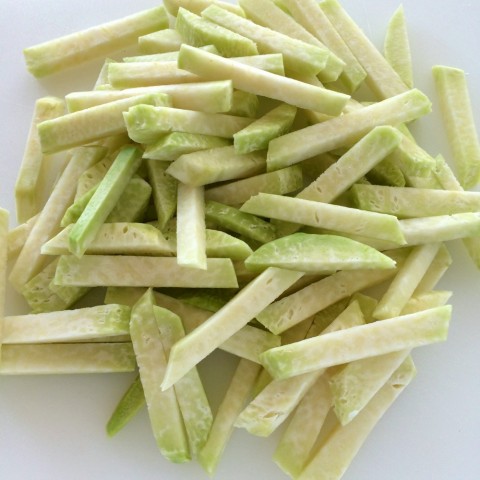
[138,28,183,54]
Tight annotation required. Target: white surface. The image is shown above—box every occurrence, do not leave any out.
[1,1,480,479]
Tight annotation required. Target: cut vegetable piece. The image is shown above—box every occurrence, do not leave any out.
[367,157,406,188]
[414,244,452,293]
[67,81,234,114]
[153,306,213,456]
[38,93,169,154]
[162,268,303,390]
[373,243,441,320]
[164,0,246,17]
[23,6,169,77]
[129,290,190,462]
[106,375,145,437]
[0,343,135,374]
[233,104,297,155]
[281,0,366,93]
[201,5,329,76]
[62,186,98,227]
[174,289,233,313]
[144,132,231,161]
[205,230,253,260]
[15,97,65,223]
[298,358,416,480]
[54,255,238,288]
[205,165,303,206]
[3,305,130,344]
[124,105,253,144]
[267,89,431,171]
[206,200,276,244]
[9,146,106,292]
[241,193,406,245]
[384,5,413,89]
[178,45,350,115]
[75,154,116,199]
[198,359,261,476]
[298,126,402,203]
[432,65,480,189]
[228,90,259,118]
[245,233,395,273]
[261,306,450,379]
[176,184,207,270]
[231,53,285,76]
[7,214,37,261]
[401,291,452,315]
[352,184,480,217]
[42,223,171,256]
[124,44,220,63]
[175,7,258,57]
[68,146,143,257]
[319,0,409,99]
[139,28,183,54]
[166,146,266,186]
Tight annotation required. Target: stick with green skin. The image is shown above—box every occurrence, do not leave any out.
[153,306,213,457]
[432,65,480,189]
[205,165,303,206]
[297,358,416,480]
[197,359,261,476]
[261,305,450,380]
[23,6,169,77]
[9,146,106,293]
[123,44,220,63]
[15,97,65,223]
[139,29,182,54]
[166,146,266,187]
[129,289,190,463]
[68,146,143,258]
[38,93,170,154]
[0,343,136,375]
[227,91,259,117]
[266,88,431,171]
[161,267,304,390]
[177,45,350,115]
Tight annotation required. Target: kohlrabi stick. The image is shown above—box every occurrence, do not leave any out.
[23,6,169,77]
[414,244,452,293]
[0,343,136,375]
[432,65,480,189]
[15,97,65,222]
[177,45,350,115]
[68,145,143,257]
[164,0,246,17]
[261,306,450,380]
[9,146,106,292]
[161,267,304,390]
[384,5,413,88]
[197,359,261,476]
[138,28,183,54]
[129,289,190,463]
[401,291,452,315]
[176,184,207,270]
[7,214,38,261]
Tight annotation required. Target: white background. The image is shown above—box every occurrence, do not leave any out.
[1,1,480,479]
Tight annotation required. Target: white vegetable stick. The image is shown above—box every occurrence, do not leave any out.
[414,244,452,293]
[7,214,38,260]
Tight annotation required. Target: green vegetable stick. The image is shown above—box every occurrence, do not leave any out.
[352,184,480,217]
[175,7,258,57]
[139,28,183,54]
[153,306,213,457]
[298,358,416,480]
[401,290,452,315]
[227,90,259,118]
[201,5,330,76]
[9,146,106,292]
[0,343,136,375]
[261,305,450,380]
[7,213,38,261]
[2,305,130,344]
[106,375,145,437]
[241,193,406,244]
[66,81,234,114]
[384,5,414,89]
[15,97,65,223]
[161,267,304,390]
[197,359,261,476]
[176,184,207,270]
[164,0,246,17]
[177,44,350,115]
[373,243,442,320]
[205,165,303,206]
[124,105,253,144]
[319,0,409,99]
[129,290,190,463]
[62,185,99,227]
[0,209,7,360]
[69,145,143,257]
[23,6,169,77]
[38,93,170,154]
[267,88,431,171]
[432,65,480,189]
[281,0,367,93]
[166,146,266,186]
